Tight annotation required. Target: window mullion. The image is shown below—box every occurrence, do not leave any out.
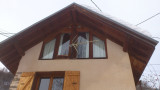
[69,26,77,59]
[68,31,73,58]
[53,34,61,59]
[48,77,53,90]
[105,39,108,59]
[89,32,93,59]
[39,42,45,59]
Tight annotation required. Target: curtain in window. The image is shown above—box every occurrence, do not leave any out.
[58,33,70,56]
[42,39,56,59]
[93,36,106,58]
[76,32,89,58]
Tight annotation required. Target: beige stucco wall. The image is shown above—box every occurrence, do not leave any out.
[17,39,136,90]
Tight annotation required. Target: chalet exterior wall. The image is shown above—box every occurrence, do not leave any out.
[12,39,136,90]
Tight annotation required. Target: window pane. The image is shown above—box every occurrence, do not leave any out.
[93,36,106,58]
[52,78,64,90]
[58,33,71,56]
[76,32,89,58]
[42,39,56,59]
[39,78,50,90]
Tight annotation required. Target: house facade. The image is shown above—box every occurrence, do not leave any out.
[0,3,158,90]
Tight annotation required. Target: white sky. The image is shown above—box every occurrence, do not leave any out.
[0,0,160,80]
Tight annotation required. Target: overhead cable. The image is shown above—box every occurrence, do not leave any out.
[90,0,102,12]
[136,12,160,26]
[0,33,15,34]
[0,33,9,37]
[152,37,160,39]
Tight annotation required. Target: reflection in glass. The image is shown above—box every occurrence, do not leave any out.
[76,32,89,58]
[52,78,64,90]
[42,39,56,59]
[58,33,71,56]
[93,36,106,58]
[39,78,50,90]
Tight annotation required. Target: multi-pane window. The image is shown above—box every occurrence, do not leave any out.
[33,72,64,90]
[32,71,80,90]
[38,78,64,90]
[40,31,107,60]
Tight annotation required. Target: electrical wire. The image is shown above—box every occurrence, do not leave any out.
[0,33,14,34]
[0,29,15,37]
[150,64,160,65]
[152,37,160,39]
[90,0,102,12]
[0,31,10,37]
[136,12,160,26]
[0,33,9,37]
[0,28,11,34]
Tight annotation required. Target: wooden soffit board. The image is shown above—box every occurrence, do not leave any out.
[0,3,158,84]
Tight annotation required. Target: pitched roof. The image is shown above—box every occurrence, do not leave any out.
[0,3,158,84]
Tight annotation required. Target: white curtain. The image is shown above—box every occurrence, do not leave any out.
[77,33,89,58]
[93,36,106,58]
[58,34,70,56]
[42,39,56,59]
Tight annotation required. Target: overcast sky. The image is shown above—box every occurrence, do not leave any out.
[0,0,160,80]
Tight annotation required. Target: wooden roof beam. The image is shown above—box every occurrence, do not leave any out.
[71,9,78,26]
[0,50,16,62]
[14,41,25,56]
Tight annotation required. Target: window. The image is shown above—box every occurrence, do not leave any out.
[39,29,107,60]
[39,78,64,90]
[39,78,50,90]
[32,71,80,90]
[93,36,106,58]
[34,72,64,90]
[76,32,89,58]
[52,78,64,90]
[58,33,71,56]
[41,39,56,59]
